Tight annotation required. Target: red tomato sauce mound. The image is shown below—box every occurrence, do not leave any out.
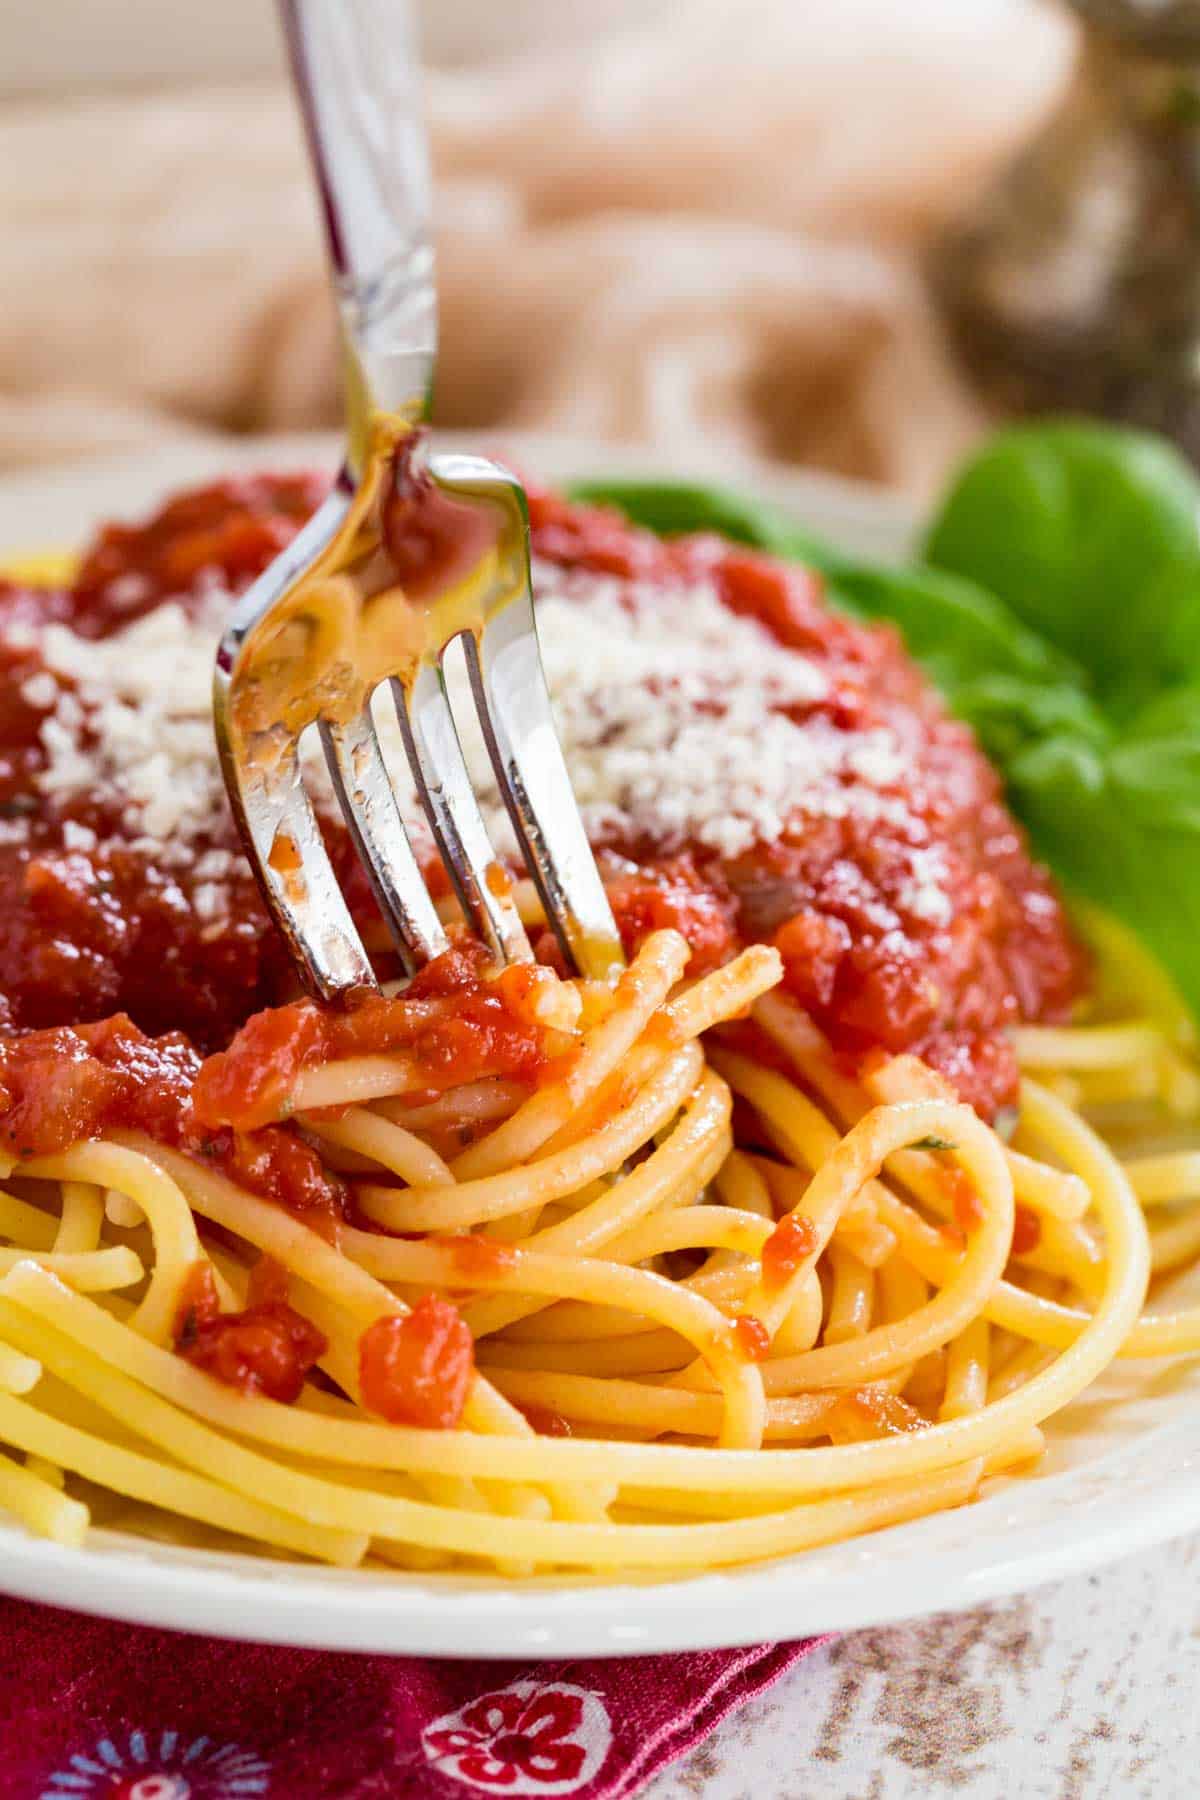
[0,468,1086,1190]
[526,485,1086,1117]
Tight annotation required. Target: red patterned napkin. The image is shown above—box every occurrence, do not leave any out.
[0,1598,823,1799]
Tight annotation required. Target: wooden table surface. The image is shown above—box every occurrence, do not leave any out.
[649,1537,1199,1799]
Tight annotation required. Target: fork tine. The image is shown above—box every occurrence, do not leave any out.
[464,596,624,981]
[420,449,623,980]
[214,483,379,1001]
[391,659,533,965]
[224,744,376,1001]
[319,707,449,974]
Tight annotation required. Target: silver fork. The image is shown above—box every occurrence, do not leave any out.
[214,0,623,998]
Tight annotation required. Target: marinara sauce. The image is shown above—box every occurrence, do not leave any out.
[526,486,1085,1115]
[0,469,1090,1406]
[0,467,1084,1155]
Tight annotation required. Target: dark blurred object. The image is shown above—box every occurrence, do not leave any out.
[931,0,1200,461]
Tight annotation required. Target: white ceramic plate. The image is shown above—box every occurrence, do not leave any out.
[0,433,1196,1656]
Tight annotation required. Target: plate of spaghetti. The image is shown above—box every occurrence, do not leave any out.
[0,424,1199,1655]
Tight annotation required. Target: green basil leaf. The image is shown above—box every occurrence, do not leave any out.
[1120,683,1200,744]
[1109,739,1200,832]
[1009,737,1200,1025]
[950,676,1110,769]
[924,421,1200,716]
[825,562,1075,696]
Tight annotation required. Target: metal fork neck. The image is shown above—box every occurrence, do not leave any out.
[280,0,437,463]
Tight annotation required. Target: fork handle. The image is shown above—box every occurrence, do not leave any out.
[279,0,437,463]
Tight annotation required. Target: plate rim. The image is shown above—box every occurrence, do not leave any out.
[0,1427,1194,1655]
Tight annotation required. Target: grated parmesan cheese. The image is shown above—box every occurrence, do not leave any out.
[19,671,59,711]
[895,847,953,926]
[418,561,914,865]
[14,556,949,924]
[60,820,98,853]
[34,600,233,858]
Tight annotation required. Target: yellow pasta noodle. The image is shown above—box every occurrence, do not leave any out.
[0,899,1187,1581]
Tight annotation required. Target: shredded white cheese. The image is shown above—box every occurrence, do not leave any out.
[60,820,98,853]
[33,600,233,857]
[895,847,953,926]
[7,555,950,927]
[420,562,915,865]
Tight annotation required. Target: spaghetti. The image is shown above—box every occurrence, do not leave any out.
[0,475,1195,1578]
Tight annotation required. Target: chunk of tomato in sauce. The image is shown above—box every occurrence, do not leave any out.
[359,1295,475,1429]
[524,487,672,581]
[603,855,739,976]
[1011,1204,1042,1257]
[708,549,834,657]
[174,1261,327,1404]
[191,1002,323,1133]
[761,1213,820,1291]
[0,1012,198,1159]
[215,1126,347,1237]
[732,1313,772,1362]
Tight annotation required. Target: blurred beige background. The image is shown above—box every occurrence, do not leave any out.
[0,0,1077,492]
